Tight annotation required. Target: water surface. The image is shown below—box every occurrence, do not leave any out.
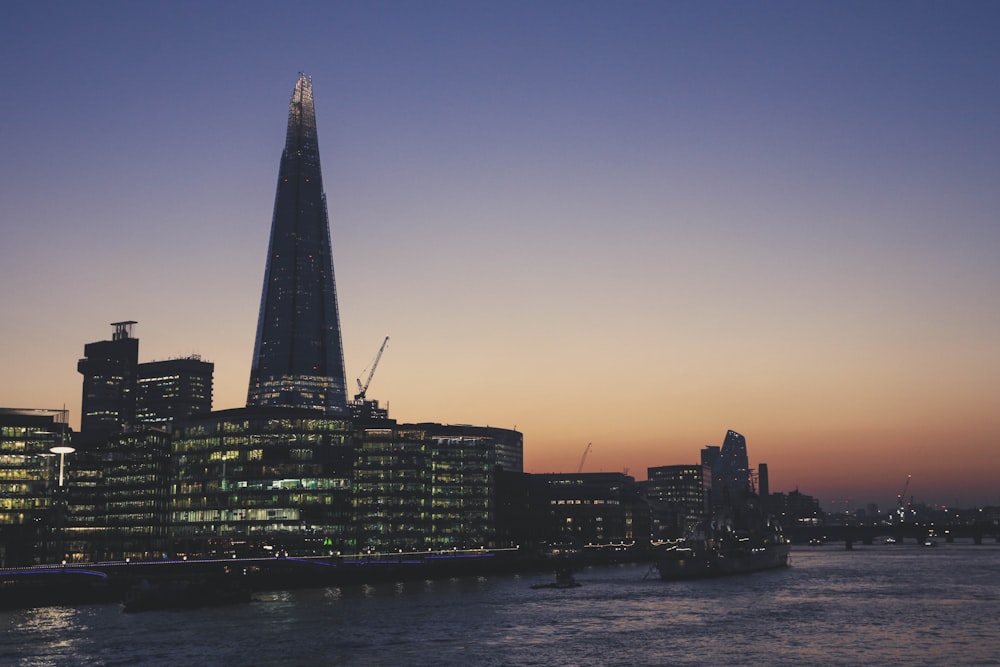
[3,543,998,666]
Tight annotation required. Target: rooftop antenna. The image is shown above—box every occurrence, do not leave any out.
[111,320,137,340]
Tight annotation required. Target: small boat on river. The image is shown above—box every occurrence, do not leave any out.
[530,567,581,590]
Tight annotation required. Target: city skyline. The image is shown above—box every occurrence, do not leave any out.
[2,2,998,510]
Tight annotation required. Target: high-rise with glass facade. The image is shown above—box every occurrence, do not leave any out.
[247,74,348,416]
[707,429,751,506]
[170,75,355,556]
[0,408,67,566]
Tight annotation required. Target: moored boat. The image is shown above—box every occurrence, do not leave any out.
[655,498,791,581]
[530,567,581,589]
[656,537,790,580]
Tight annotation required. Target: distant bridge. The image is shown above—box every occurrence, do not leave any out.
[788,523,1000,546]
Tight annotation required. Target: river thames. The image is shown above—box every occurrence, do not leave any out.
[3,543,998,666]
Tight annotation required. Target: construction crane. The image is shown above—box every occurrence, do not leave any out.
[577,442,592,473]
[354,336,389,401]
[896,474,912,523]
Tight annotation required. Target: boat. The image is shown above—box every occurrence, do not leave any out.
[122,575,252,612]
[530,567,581,589]
[655,500,791,581]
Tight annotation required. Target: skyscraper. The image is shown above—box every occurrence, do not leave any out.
[169,75,355,557]
[711,429,751,505]
[247,74,348,415]
[77,321,139,439]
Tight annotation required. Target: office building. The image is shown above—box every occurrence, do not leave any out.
[136,356,214,428]
[646,464,710,539]
[523,472,650,549]
[704,429,751,506]
[351,399,523,551]
[0,408,69,565]
[247,73,349,416]
[354,418,430,552]
[98,428,172,560]
[77,321,139,439]
[167,75,358,556]
[170,407,355,556]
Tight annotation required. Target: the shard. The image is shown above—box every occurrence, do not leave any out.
[247,74,348,415]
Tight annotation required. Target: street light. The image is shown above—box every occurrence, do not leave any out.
[50,445,75,487]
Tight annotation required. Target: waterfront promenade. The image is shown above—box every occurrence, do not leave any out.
[0,545,646,609]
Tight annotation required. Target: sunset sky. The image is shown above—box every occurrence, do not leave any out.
[2,2,998,511]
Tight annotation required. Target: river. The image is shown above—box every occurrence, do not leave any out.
[2,542,998,666]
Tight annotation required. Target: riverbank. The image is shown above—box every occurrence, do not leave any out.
[1,546,651,610]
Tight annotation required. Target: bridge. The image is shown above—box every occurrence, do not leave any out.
[788,523,1000,546]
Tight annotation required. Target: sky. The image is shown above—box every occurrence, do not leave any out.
[1,1,998,512]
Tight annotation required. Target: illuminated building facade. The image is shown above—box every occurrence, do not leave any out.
[353,409,525,551]
[247,74,349,416]
[403,424,523,550]
[170,407,354,555]
[354,418,522,551]
[0,408,67,565]
[354,418,430,552]
[98,429,172,560]
[136,357,214,428]
[77,321,139,439]
[646,464,710,539]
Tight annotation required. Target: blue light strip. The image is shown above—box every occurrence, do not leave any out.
[0,569,107,579]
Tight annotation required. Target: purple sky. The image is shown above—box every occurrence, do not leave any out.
[2,1,998,511]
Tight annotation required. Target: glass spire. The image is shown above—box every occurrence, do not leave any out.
[247,74,348,415]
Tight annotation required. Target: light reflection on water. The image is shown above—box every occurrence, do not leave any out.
[1,544,998,666]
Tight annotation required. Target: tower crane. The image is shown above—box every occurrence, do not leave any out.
[354,336,389,401]
[577,442,592,473]
[896,474,912,523]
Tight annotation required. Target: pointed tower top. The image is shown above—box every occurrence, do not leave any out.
[284,72,319,163]
[248,74,348,415]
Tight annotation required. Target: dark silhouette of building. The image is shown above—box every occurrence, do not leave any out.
[700,445,719,473]
[136,356,214,428]
[247,73,349,416]
[771,489,824,527]
[517,473,650,550]
[646,464,710,539]
[758,461,770,509]
[77,321,139,439]
[79,323,215,441]
[704,429,751,506]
